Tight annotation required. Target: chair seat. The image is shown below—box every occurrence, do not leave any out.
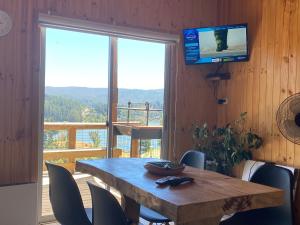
[85,208,93,223]
[140,205,171,223]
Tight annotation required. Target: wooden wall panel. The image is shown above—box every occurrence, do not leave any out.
[217,0,300,167]
[0,0,36,186]
[0,0,219,185]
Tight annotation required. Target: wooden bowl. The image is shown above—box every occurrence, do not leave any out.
[144,161,185,176]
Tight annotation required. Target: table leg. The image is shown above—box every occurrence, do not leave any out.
[176,215,222,225]
[122,195,140,225]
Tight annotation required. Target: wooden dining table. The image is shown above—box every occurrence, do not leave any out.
[76,158,284,225]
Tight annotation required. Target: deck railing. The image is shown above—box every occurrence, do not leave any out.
[43,122,160,173]
[117,102,163,125]
[43,149,122,173]
[44,122,109,149]
[43,122,116,173]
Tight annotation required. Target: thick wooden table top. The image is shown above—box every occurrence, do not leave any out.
[76,158,283,225]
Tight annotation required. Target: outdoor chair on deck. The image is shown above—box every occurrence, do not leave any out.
[220,163,294,225]
[140,150,206,225]
[45,162,92,225]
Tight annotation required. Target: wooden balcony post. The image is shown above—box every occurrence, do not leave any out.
[68,128,76,149]
[130,138,139,158]
[108,37,118,156]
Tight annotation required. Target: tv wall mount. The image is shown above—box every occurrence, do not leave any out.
[205,63,231,81]
[205,63,231,105]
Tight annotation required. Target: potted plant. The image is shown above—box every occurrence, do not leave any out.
[193,112,263,176]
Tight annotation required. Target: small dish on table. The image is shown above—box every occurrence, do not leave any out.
[144,161,185,176]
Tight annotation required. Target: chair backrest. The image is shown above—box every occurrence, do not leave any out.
[179,150,205,169]
[87,182,128,225]
[45,162,91,225]
[250,163,294,225]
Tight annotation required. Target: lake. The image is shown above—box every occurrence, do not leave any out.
[76,129,161,152]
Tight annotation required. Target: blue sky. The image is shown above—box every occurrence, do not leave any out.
[45,28,165,89]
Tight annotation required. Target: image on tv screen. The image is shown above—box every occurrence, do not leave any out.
[183,24,248,64]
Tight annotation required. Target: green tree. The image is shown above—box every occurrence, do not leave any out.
[140,140,151,154]
[89,131,101,148]
[44,130,58,149]
[44,95,83,122]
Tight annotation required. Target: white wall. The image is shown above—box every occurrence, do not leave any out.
[0,183,38,225]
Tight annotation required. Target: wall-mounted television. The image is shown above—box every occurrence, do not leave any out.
[183,24,249,65]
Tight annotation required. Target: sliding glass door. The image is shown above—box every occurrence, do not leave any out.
[113,38,165,158]
[41,28,110,222]
[38,20,171,223]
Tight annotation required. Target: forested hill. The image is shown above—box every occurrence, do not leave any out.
[44,87,164,123]
[45,87,164,105]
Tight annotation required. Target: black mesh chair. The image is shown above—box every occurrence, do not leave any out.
[45,162,92,225]
[220,163,294,225]
[140,150,206,225]
[87,181,130,225]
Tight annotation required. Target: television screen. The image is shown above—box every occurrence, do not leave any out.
[183,24,248,65]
